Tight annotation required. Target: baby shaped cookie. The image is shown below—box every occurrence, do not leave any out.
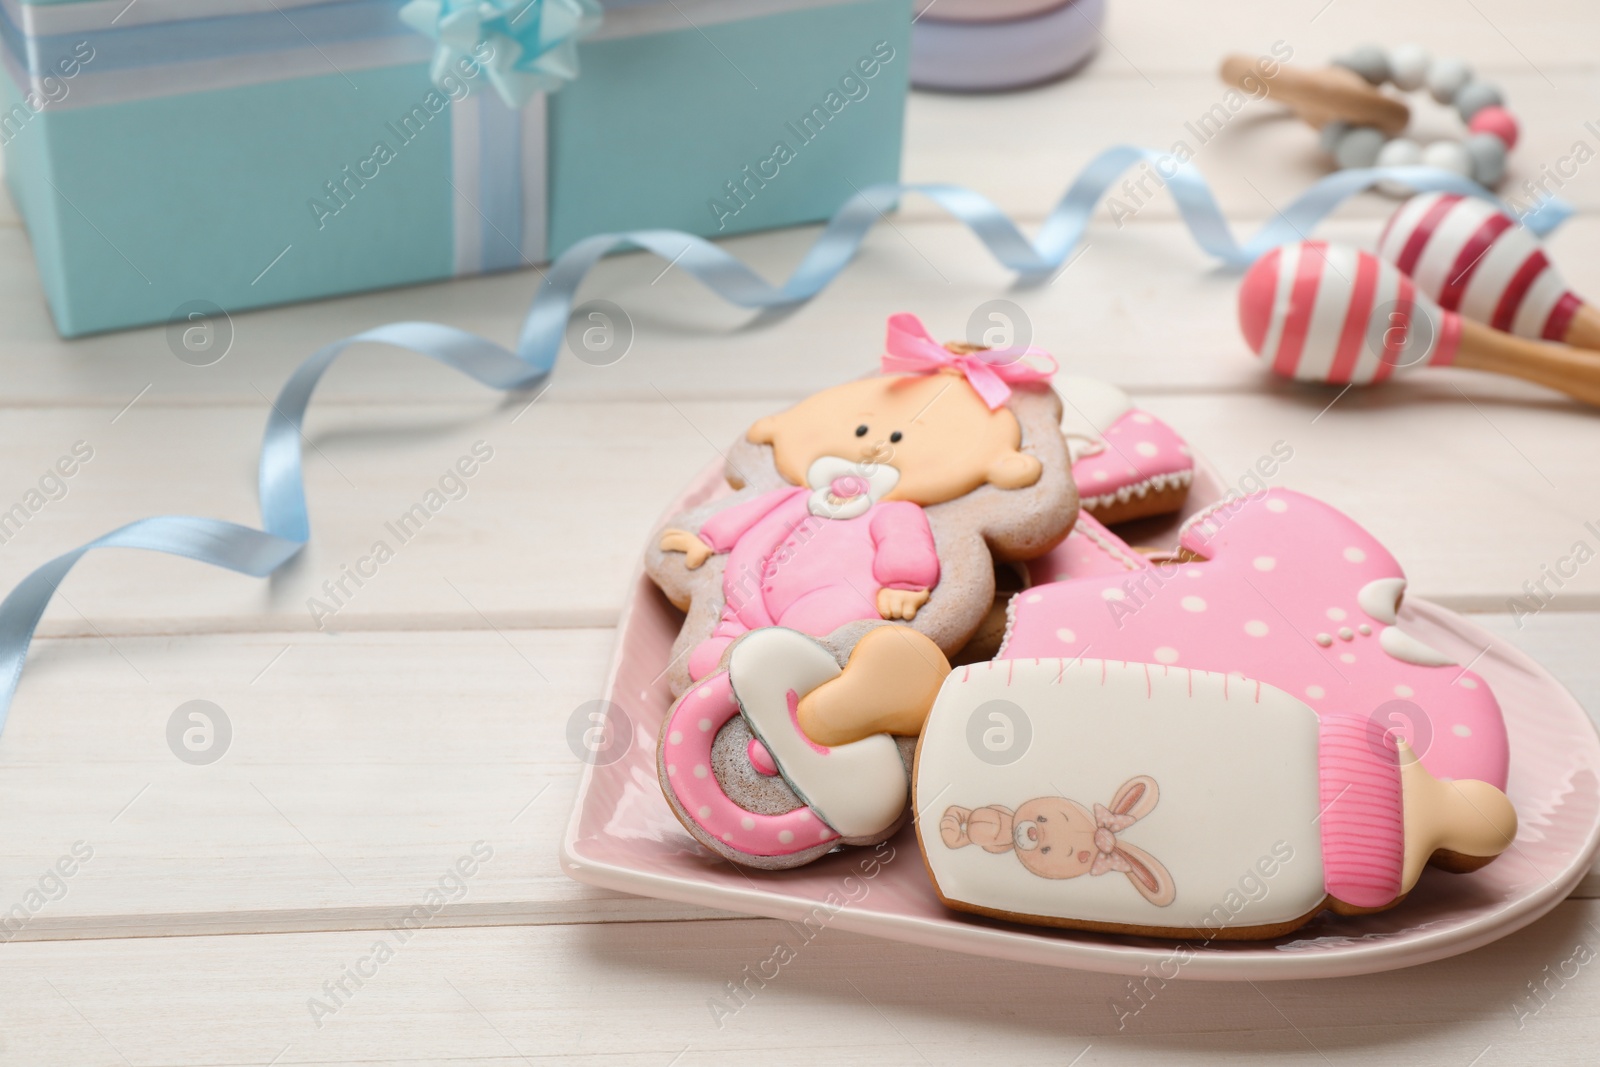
[916,658,1516,939]
[648,313,1078,697]
[999,488,1510,788]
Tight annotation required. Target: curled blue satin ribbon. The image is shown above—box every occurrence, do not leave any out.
[0,148,1570,728]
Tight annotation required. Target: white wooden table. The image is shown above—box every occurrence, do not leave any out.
[3,2,1599,1063]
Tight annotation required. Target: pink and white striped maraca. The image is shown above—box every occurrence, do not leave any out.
[1239,241,1459,384]
[1379,192,1600,351]
[1239,241,1600,406]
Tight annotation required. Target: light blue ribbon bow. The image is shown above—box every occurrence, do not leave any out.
[0,150,1571,731]
[399,0,603,107]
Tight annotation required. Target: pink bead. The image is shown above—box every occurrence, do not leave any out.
[1468,106,1519,150]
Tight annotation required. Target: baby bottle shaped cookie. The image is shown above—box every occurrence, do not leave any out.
[915,658,1516,939]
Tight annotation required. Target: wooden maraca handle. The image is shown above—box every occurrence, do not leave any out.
[1455,317,1600,406]
[1220,53,1409,134]
[1563,303,1600,353]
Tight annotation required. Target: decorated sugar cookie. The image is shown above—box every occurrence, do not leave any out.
[658,624,951,869]
[916,658,1517,938]
[1058,376,1194,526]
[958,379,1193,664]
[647,313,1077,697]
[999,488,1510,788]
[1024,510,1155,589]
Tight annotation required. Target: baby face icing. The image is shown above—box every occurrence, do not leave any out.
[747,370,1043,508]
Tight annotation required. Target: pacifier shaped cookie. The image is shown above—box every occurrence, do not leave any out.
[1000,488,1510,788]
[916,658,1517,939]
[658,623,952,870]
[647,313,1078,698]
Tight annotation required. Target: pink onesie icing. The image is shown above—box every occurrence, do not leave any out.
[1070,409,1194,517]
[689,486,940,679]
[1000,489,1509,788]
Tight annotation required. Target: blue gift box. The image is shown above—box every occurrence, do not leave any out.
[0,0,909,336]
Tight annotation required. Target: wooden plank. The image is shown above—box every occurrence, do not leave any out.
[1089,0,1598,79]
[0,4,1591,1063]
[0,209,1593,403]
[0,616,1592,944]
[3,899,1599,1065]
[0,387,1595,640]
[0,629,732,941]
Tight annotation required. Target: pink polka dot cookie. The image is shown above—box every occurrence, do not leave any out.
[998,489,1509,788]
[1059,377,1194,526]
[658,624,950,870]
[1023,510,1151,590]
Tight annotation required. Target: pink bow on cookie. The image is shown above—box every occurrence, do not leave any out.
[882,313,1057,410]
[1089,802,1137,877]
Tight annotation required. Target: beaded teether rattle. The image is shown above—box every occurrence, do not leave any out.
[1238,241,1600,406]
[1221,45,1517,188]
[1322,45,1516,187]
[1379,192,1600,351]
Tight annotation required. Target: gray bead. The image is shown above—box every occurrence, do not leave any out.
[1334,126,1386,169]
[1319,121,1350,155]
[1465,132,1508,186]
[1455,80,1504,121]
[1426,56,1472,103]
[1333,45,1390,85]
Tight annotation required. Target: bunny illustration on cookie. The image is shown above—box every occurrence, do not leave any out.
[648,313,1078,696]
[940,776,1176,906]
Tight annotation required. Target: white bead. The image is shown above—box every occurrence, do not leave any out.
[1426,57,1472,103]
[1387,44,1430,91]
[1420,139,1473,178]
[1375,137,1423,196]
[1319,120,1350,155]
[1377,137,1422,167]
